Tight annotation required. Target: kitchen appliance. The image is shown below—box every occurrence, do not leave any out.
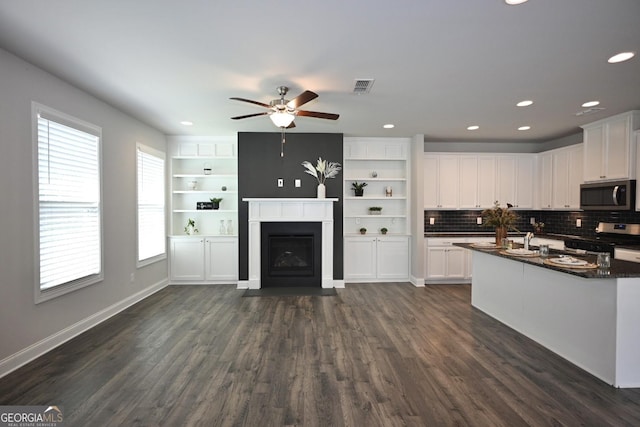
[579,180,636,210]
[564,222,640,256]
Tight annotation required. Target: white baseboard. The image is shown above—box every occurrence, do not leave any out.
[0,278,168,379]
[333,280,345,289]
[410,275,425,287]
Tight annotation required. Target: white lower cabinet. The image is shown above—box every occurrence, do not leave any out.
[170,236,238,283]
[425,237,494,284]
[344,236,409,282]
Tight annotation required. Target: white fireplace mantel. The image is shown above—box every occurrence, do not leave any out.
[239,198,340,289]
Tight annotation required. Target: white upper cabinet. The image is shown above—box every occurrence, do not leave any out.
[552,144,583,209]
[582,111,639,182]
[539,152,553,209]
[424,155,459,209]
[459,156,496,209]
[425,153,534,210]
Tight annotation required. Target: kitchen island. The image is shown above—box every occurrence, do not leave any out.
[459,243,640,388]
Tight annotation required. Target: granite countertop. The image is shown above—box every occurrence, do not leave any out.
[424,232,572,241]
[457,242,640,279]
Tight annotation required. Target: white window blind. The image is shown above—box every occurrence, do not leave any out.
[137,144,166,264]
[36,107,102,294]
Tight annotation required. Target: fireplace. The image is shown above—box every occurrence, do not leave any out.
[241,198,339,289]
[261,222,322,287]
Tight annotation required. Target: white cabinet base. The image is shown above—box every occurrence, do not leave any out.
[169,236,238,284]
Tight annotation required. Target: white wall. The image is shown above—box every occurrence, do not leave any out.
[0,48,168,375]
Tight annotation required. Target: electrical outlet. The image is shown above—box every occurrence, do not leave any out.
[277,178,283,187]
[576,218,582,227]
[429,217,435,225]
[477,217,482,225]
[530,217,536,225]
[130,273,135,283]
[295,179,301,188]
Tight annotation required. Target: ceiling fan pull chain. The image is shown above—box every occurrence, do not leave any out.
[280,128,286,157]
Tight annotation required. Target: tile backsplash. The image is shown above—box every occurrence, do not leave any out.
[424,209,640,237]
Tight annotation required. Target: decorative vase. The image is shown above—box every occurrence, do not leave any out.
[317,183,326,199]
[219,220,226,235]
[354,189,364,197]
[495,226,507,246]
[185,225,195,235]
[226,220,233,235]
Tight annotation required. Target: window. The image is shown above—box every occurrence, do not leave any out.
[33,103,102,302]
[136,143,166,266]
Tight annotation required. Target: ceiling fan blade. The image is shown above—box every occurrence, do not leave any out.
[286,121,296,129]
[230,97,271,108]
[296,110,340,120]
[287,90,318,109]
[230,112,269,120]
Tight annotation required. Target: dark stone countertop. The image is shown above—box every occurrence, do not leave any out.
[457,242,640,279]
[424,232,572,242]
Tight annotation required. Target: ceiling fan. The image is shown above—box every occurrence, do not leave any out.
[230,86,339,129]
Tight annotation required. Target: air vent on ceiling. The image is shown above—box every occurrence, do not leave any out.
[575,107,605,116]
[353,79,375,94]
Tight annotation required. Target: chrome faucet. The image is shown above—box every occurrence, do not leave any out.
[524,232,534,250]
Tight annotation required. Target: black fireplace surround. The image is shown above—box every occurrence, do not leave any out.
[261,222,322,288]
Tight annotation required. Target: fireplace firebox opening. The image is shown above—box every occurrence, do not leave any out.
[261,222,322,287]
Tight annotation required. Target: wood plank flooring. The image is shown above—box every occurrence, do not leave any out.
[2,283,640,426]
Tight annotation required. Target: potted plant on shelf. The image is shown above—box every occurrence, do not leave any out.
[380,227,388,235]
[481,201,519,245]
[352,181,367,197]
[184,218,198,235]
[301,157,342,198]
[368,206,382,215]
[210,197,223,210]
[359,227,367,235]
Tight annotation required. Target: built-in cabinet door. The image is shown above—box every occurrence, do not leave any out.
[583,124,605,182]
[496,156,516,206]
[376,237,409,279]
[567,145,584,208]
[539,152,553,209]
[170,238,205,281]
[205,237,238,281]
[515,156,534,209]
[445,247,466,279]
[438,156,459,209]
[605,115,631,180]
[423,156,439,208]
[552,149,570,209]
[344,237,377,280]
[459,156,479,209]
[477,157,497,208]
[426,247,447,279]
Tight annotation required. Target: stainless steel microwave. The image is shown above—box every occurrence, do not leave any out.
[580,180,636,210]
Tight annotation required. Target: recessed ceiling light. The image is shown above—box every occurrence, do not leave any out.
[467,125,480,130]
[180,121,193,126]
[518,126,531,131]
[383,124,394,129]
[582,101,600,107]
[608,52,635,63]
[505,0,528,4]
[516,100,533,107]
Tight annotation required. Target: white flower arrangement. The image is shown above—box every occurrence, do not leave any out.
[301,157,342,184]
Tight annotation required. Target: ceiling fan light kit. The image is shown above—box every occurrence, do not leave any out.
[230,85,339,156]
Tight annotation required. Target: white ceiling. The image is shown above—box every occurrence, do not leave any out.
[0,0,639,142]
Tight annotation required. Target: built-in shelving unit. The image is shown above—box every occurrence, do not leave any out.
[343,137,411,282]
[168,136,238,284]
[343,140,410,236]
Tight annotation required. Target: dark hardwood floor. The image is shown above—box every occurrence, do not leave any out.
[2,283,640,426]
